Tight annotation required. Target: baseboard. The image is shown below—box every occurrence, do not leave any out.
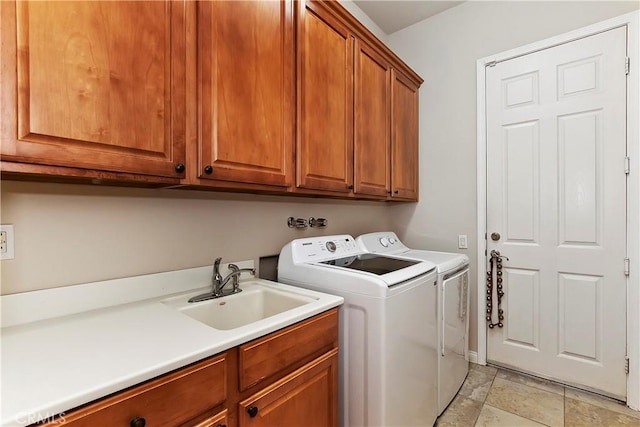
[469,351,478,364]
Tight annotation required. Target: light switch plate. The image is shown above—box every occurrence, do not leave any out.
[458,234,468,249]
[1,225,15,260]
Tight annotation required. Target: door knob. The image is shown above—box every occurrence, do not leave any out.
[491,232,501,241]
[247,406,259,418]
[130,417,146,427]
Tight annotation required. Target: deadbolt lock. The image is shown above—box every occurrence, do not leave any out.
[491,232,501,241]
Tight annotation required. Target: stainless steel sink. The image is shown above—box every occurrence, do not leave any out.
[167,283,317,330]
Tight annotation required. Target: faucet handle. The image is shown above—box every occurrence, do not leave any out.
[213,257,223,274]
[229,264,255,275]
[309,217,328,228]
[212,257,223,286]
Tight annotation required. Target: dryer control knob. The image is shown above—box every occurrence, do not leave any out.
[326,241,337,252]
[379,237,389,247]
[388,237,396,244]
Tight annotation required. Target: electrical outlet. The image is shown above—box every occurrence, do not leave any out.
[1,225,15,260]
[458,234,468,249]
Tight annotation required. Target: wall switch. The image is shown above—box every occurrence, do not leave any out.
[1,225,15,260]
[458,234,468,249]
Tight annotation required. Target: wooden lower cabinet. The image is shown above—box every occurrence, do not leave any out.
[238,308,338,391]
[239,350,338,427]
[34,309,338,427]
[37,354,228,427]
[188,409,228,427]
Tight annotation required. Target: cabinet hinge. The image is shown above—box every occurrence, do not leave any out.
[626,57,630,75]
[625,156,630,175]
[486,61,497,68]
[625,356,630,374]
[624,258,630,276]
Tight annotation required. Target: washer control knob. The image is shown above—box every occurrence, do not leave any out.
[388,237,396,244]
[326,241,337,252]
[379,237,389,247]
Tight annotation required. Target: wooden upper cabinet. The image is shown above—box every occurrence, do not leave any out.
[1,0,422,199]
[296,1,353,193]
[0,1,186,178]
[391,69,420,200]
[197,0,294,187]
[354,41,391,198]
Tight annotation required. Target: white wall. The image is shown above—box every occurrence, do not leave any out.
[0,181,391,295]
[338,0,389,42]
[386,0,640,353]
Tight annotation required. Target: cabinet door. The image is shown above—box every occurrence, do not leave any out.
[0,1,186,178]
[354,41,391,197]
[391,69,419,200]
[198,0,294,187]
[296,1,353,193]
[239,349,338,427]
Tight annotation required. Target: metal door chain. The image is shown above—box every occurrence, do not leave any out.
[486,250,509,329]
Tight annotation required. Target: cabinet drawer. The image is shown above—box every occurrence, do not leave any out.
[41,354,227,427]
[186,409,228,427]
[239,308,338,391]
[239,349,338,427]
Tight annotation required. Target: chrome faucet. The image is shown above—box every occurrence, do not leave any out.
[188,258,255,303]
[214,260,255,295]
[213,257,224,291]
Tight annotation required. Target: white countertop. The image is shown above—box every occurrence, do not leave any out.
[0,263,343,426]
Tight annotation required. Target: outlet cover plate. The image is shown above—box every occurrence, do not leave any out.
[1,225,15,260]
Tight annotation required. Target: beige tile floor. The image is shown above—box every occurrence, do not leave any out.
[436,363,640,427]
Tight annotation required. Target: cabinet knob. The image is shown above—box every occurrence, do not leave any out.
[347,185,354,190]
[394,190,399,194]
[174,163,186,173]
[247,405,259,418]
[130,417,146,427]
[204,165,214,174]
[216,424,227,427]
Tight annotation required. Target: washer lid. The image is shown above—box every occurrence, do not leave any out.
[320,253,421,275]
[402,250,469,273]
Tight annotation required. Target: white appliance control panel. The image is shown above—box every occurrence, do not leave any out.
[357,231,409,254]
[290,235,361,264]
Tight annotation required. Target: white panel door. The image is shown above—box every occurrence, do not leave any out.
[486,26,627,399]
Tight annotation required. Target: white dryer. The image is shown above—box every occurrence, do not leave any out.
[278,235,438,427]
[356,231,470,415]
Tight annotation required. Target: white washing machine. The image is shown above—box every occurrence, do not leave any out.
[356,232,470,416]
[278,235,439,427]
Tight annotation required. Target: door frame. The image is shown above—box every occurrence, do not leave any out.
[476,10,640,409]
